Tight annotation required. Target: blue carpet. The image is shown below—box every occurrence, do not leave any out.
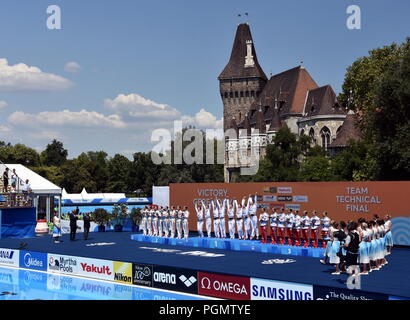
[0,232,409,298]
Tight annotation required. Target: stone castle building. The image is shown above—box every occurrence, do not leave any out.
[219,23,358,182]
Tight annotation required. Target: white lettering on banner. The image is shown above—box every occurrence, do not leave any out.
[278,187,292,194]
[24,253,43,268]
[336,187,382,214]
[0,249,19,266]
[197,189,229,198]
[154,272,176,284]
[80,263,112,275]
[200,277,248,295]
[251,278,313,300]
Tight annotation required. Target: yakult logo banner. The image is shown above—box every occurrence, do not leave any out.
[198,272,250,300]
[19,251,47,271]
[0,248,19,267]
[251,278,313,300]
[77,257,114,281]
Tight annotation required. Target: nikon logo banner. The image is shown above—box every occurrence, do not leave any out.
[113,261,133,284]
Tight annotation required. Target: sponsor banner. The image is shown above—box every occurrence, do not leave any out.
[256,195,263,202]
[269,203,285,209]
[257,203,270,210]
[152,265,198,294]
[262,195,277,202]
[0,248,19,267]
[285,204,301,211]
[198,272,250,300]
[77,257,114,281]
[313,285,389,300]
[277,196,293,202]
[133,263,153,287]
[278,187,293,194]
[113,261,133,284]
[48,254,79,275]
[19,251,47,271]
[293,195,309,203]
[251,278,313,300]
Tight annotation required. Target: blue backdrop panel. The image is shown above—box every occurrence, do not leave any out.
[130,234,325,258]
[0,207,36,239]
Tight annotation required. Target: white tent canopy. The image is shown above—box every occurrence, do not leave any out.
[6,164,62,195]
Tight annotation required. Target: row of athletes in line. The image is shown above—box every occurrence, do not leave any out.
[320,215,393,275]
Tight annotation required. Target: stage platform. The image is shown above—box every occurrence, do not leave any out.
[131,234,325,258]
[0,232,409,300]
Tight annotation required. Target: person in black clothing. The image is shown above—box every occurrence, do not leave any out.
[83,212,91,240]
[344,221,360,267]
[69,209,79,241]
[2,168,9,193]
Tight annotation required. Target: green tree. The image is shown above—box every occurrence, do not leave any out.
[41,139,68,166]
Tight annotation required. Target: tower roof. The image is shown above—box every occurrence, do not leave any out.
[218,23,267,80]
[303,85,347,117]
[269,99,282,131]
[239,113,252,137]
[329,110,362,148]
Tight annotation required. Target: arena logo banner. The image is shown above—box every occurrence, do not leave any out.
[113,261,133,284]
[77,257,114,281]
[48,254,79,275]
[0,248,19,267]
[313,285,389,300]
[19,251,47,272]
[251,278,313,300]
[152,265,198,294]
[198,272,250,300]
[133,263,153,287]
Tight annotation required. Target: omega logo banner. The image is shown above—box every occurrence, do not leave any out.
[170,182,410,245]
[198,272,251,300]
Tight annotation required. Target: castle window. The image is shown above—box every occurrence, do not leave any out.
[224,92,228,99]
[256,91,260,97]
[235,91,239,98]
[246,91,249,97]
[300,129,305,136]
[251,90,255,97]
[230,92,233,98]
[309,128,315,144]
[240,91,244,98]
[311,105,315,113]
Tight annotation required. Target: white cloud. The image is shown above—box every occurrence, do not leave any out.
[64,61,81,73]
[181,108,223,129]
[8,109,126,129]
[104,93,181,120]
[0,58,73,91]
[29,130,62,140]
[0,125,11,132]
[0,101,7,109]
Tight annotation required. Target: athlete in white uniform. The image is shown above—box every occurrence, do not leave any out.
[183,206,189,240]
[301,211,311,247]
[218,199,227,239]
[259,208,269,244]
[169,207,176,238]
[321,212,331,249]
[359,222,371,275]
[226,199,236,239]
[152,210,159,237]
[269,208,278,244]
[212,200,220,238]
[176,207,183,239]
[163,207,169,238]
[141,207,148,235]
[310,211,321,248]
[277,208,286,245]
[243,197,251,240]
[249,195,259,240]
[195,201,204,237]
[157,208,163,237]
[384,215,393,255]
[293,210,302,246]
[286,209,295,246]
[203,201,212,238]
[235,200,244,240]
[147,209,153,236]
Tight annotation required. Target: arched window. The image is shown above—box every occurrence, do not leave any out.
[240,91,244,98]
[251,90,255,97]
[229,92,233,98]
[235,91,239,98]
[320,127,331,150]
[300,129,305,136]
[224,92,228,99]
[246,91,250,97]
[309,128,315,144]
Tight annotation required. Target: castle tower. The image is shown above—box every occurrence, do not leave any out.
[218,23,267,131]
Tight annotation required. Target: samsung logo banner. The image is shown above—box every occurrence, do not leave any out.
[0,248,19,267]
[19,251,47,271]
[251,278,313,300]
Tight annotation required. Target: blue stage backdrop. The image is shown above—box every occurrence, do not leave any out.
[0,207,36,239]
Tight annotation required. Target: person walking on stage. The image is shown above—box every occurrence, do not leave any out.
[301,211,311,247]
[203,201,212,238]
[269,208,278,244]
[183,206,190,239]
[218,198,227,239]
[52,211,62,243]
[212,199,220,238]
[195,201,204,238]
[226,199,236,239]
[259,208,269,244]
[235,199,244,240]
[69,208,79,241]
[83,211,91,240]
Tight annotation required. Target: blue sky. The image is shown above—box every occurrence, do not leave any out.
[0,0,409,158]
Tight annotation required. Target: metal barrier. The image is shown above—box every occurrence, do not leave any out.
[0,192,34,208]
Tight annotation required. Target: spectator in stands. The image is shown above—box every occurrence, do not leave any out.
[2,168,9,193]
[22,179,32,205]
[83,212,91,240]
